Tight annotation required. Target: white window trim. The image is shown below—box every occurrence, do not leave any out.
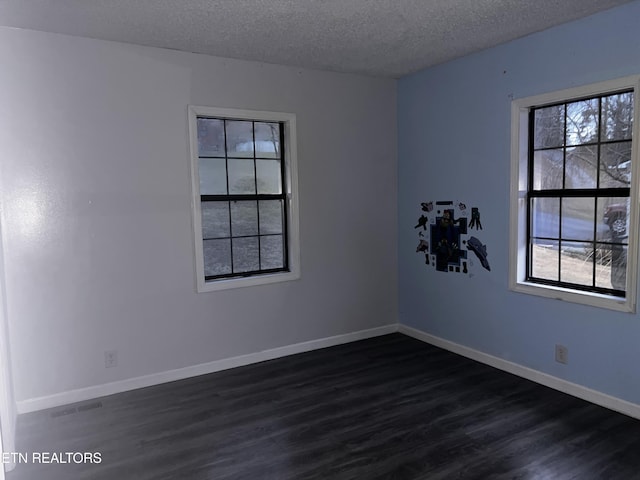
[188,105,301,292]
[509,75,640,312]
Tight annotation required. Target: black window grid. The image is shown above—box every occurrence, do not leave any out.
[198,118,290,281]
[525,90,632,297]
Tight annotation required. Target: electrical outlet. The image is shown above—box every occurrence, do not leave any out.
[555,344,568,365]
[104,350,118,368]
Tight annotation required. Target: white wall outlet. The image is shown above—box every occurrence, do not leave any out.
[555,344,568,364]
[104,350,118,368]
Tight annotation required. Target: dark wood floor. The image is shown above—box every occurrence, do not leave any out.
[7,333,640,479]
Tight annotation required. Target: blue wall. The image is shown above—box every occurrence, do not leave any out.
[398,1,640,404]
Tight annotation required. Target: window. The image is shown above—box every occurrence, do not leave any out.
[188,106,300,292]
[510,77,640,311]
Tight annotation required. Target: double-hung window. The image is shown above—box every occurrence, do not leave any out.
[510,77,640,311]
[188,106,300,292]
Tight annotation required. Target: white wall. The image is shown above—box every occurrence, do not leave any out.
[0,221,16,468]
[0,424,4,479]
[0,27,398,406]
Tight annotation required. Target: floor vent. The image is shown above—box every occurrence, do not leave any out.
[50,407,77,418]
[50,401,103,418]
[77,401,103,412]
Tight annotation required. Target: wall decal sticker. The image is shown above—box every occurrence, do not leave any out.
[469,207,483,230]
[416,239,429,264]
[421,202,433,212]
[432,208,465,272]
[414,214,428,230]
[467,236,491,271]
[413,199,490,276]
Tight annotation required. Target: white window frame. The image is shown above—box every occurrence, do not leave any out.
[188,106,300,292]
[509,76,640,312]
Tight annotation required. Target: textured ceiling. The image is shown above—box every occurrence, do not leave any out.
[0,0,634,77]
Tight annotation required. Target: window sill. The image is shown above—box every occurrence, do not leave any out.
[509,280,633,313]
[197,270,300,292]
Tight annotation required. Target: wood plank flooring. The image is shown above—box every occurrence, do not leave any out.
[7,333,640,479]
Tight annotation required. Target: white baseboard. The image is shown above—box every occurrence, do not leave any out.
[399,324,640,421]
[20,323,638,421]
[17,324,399,414]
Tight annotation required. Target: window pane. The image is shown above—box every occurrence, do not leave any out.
[595,243,627,290]
[260,235,284,270]
[566,99,598,146]
[565,145,597,189]
[601,92,634,141]
[233,237,259,273]
[599,197,629,239]
[534,105,565,149]
[525,90,633,299]
[226,121,254,158]
[230,201,258,236]
[197,118,225,157]
[259,200,283,234]
[254,122,281,158]
[533,150,563,189]
[203,239,231,277]
[560,241,593,286]
[228,159,256,194]
[600,142,631,188]
[530,241,558,281]
[561,197,595,241]
[201,202,229,239]
[199,158,227,195]
[532,197,559,239]
[256,159,282,194]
